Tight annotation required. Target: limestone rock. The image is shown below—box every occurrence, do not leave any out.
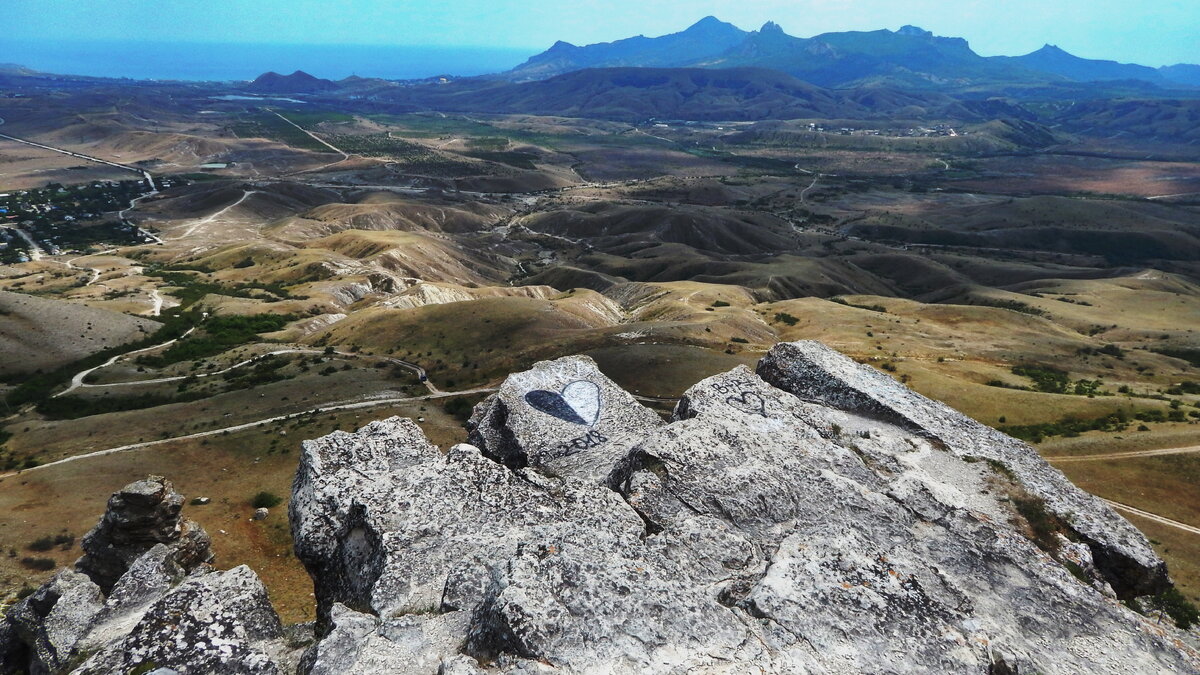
[4,569,104,674]
[6,342,1199,674]
[72,565,285,675]
[75,476,213,593]
[467,354,664,481]
[756,340,1168,599]
[289,350,1200,673]
[290,417,646,635]
[0,478,299,675]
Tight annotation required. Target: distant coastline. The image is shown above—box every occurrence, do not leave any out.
[0,39,534,81]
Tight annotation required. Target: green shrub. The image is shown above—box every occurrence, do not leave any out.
[774,312,799,326]
[20,557,56,571]
[27,536,56,552]
[1012,495,1070,554]
[251,492,283,509]
[1148,587,1200,630]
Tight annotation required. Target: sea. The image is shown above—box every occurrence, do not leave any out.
[0,40,534,82]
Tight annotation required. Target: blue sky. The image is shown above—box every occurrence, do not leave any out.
[7,0,1199,67]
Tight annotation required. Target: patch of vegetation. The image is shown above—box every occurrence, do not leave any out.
[251,492,283,509]
[139,314,296,368]
[1147,587,1200,630]
[1154,347,1200,368]
[229,111,339,153]
[1011,364,1070,394]
[37,392,209,420]
[221,355,293,391]
[830,297,887,313]
[145,269,300,307]
[1012,495,1072,554]
[970,298,1047,317]
[999,411,1131,443]
[774,312,799,326]
[20,557,56,571]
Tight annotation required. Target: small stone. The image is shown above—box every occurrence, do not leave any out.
[253,508,270,521]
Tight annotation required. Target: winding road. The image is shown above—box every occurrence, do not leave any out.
[52,328,198,398]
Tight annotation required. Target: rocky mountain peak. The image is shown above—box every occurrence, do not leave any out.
[897,24,934,37]
[3,342,1198,673]
[759,20,786,35]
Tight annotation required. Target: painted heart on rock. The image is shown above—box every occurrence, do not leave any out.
[524,380,602,426]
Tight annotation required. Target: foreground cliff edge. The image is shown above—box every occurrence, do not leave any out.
[3,341,1198,674]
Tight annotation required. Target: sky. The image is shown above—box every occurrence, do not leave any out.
[6,0,1199,67]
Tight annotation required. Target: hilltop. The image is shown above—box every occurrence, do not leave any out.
[2,342,1197,673]
[246,70,338,93]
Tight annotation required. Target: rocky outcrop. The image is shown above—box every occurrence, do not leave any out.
[6,342,1199,673]
[75,475,213,594]
[288,342,1200,673]
[466,355,664,480]
[0,478,301,675]
[755,341,1168,599]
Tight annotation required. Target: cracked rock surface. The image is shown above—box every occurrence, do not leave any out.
[4,342,1198,674]
[290,342,1200,674]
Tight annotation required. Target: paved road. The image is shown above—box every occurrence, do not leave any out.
[1047,445,1200,463]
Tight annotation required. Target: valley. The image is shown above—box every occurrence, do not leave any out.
[1,47,1199,629]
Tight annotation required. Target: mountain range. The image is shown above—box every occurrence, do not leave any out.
[501,17,1199,90]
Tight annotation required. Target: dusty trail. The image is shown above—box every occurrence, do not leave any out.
[53,328,197,398]
[174,189,261,240]
[1103,500,1200,536]
[0,387,496,480]
[1047,445,1200,463]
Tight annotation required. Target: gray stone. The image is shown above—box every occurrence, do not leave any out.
[72,565,284,675]
[467,354,664,481]
[4,569,103,674]
[756,340,1168,599]
[75,475,213,594]
[254,507,270,521]
[6,344,1199,674]
[291,416,646,635]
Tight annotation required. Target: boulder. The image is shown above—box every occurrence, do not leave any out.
[4,569,104,673]
[756,340,1168,599]
[0,478,300,674]
[72,565,285,675]
[5,343,1199,674]
[286,352,1200,673]
[75,476,213,593]
[467,354,664,481]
